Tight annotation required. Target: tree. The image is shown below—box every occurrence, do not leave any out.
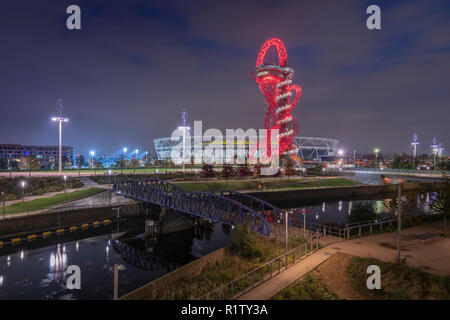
[430,183,450,235]
[19,156,41,177]
[384,191,417,219]
[348,203,377,224]
[116,158,128,174]
[129,158,140,175]
[221,164,235,186]
[283,157,296,179]
[253,163,261,180]
[200,164,215,180]
[237,164,252,179]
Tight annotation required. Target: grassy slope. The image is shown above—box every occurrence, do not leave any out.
[346,256,450,300]
[273,255,450,300]
[5,187,105,213]
[174,177,356,193]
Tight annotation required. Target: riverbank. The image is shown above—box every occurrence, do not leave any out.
[247,181,439,206]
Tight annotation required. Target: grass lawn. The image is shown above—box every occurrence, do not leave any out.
[174,177,356,193]
[4,187,105,214]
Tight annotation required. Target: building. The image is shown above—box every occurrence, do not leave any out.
[153,135,338,163]
[0,144,73,168]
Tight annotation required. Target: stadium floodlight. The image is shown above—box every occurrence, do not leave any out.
[51,100,69,174]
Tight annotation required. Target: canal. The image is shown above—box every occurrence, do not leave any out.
[0,190,437,300]
[0,218,232,300]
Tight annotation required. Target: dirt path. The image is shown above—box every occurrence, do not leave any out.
[313,252,367,300]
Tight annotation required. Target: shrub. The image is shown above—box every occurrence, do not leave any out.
[230,227,261,259]
[348,203,377,224]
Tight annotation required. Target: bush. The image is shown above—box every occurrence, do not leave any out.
[230,227,261,259]
[348,203,377,224]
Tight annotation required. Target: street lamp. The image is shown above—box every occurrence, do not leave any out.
[113,264,126,300]
[134,149,139,175]
[144,151,148,175]
[51,100,69,174]
[63,175,67,193]
[121,148,128,175]
[374,148,380,170]
[1,192,5,219]
[20,181,26,202]
[90,151,96,176]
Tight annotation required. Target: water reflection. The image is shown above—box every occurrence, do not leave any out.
[279,192,436,228]
[0,218,231,300]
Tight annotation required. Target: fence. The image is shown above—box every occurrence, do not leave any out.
[196,236,320,300]
[311,212,437,240]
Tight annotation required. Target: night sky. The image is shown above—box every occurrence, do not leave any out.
[0,0,449,157]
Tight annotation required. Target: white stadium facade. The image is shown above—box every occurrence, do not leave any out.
[153,135,338,162]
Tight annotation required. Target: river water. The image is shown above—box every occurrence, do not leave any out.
[0,174,437,300]
[0,219,232,300]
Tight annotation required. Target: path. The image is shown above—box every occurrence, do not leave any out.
[3,176,106,207]
[238,220,450,300]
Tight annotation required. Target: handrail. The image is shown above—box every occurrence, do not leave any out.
[196,238,320,300]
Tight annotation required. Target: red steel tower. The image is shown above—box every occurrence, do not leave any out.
[251,38,301,158]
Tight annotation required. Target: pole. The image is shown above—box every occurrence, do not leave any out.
[58,120,62,174]
[113,264,125,300]
[1,192,4,217]
[285,212,289,253]
[113,264,119,300]
[397,183,402,263]
[303,211,306,238]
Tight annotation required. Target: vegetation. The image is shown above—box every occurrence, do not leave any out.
[282,157,296,179]
[155,228,305,299]
[175,177,355,193]
[430,182,450,235]
[230,227,262,259]
[348,203,377,224]
[199,164,215,180]
[4,187,104,213]
[0,176,83,201]
[346,256,450,299]
[272,273,339,300]
[221,164,235,186]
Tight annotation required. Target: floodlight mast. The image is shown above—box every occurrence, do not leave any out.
[411,133,419,166]
[51,99,69,174]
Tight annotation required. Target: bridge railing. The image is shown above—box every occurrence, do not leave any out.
[196,237,320,300]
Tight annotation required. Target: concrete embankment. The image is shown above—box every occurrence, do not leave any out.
[120,247,228,300]
[0,203,145,238]
[246,181,439,206]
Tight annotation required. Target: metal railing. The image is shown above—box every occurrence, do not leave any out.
[196,237,321,300]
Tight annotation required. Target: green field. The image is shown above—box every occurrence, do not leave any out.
[174,177,356,193]
[4,187,105,214]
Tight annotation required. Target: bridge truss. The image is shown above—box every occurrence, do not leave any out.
[113,178,280,236]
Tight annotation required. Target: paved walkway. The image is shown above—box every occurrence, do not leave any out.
[4,177,106,207]
[239,220,450,300]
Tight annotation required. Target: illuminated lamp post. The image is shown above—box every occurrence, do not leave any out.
[374,148,380,170]
[90,151,96,176]
[144,151,148,175]
[121,148,127,175]
[20,181,26,202]
[1,192,5,219]
[51,117,69,175]
[134,149,139,175]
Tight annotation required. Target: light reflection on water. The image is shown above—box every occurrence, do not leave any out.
[0,219,232,300]
[283,192,436,227]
